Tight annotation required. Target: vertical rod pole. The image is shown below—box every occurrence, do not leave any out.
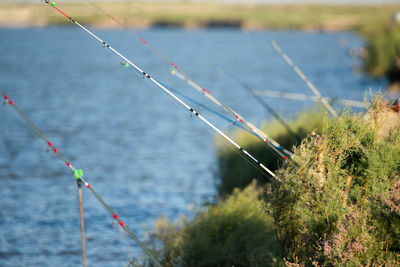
[77,180,87,267]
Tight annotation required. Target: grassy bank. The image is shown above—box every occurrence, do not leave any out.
[1,2,399,30]
[132,96,400,266]
[130,182,283,266]
[266,96,400,265]
[362,24,400,86]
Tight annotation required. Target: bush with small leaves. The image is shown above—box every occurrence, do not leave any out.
[265,96,400,265]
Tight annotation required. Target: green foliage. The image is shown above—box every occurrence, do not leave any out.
[265,96,400,265]
[363,24,400,80]
[130,182,282,267]
[215,106,326,196]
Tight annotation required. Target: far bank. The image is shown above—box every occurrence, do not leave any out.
[1,2,399,85]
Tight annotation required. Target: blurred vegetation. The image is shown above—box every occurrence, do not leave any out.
[2,2,400,81]
[1,2,399,31]
[129,182,282,267]
[265,95,400,265]
[130,96,399,266]
[215,106,326,196]
[361,24,400,82]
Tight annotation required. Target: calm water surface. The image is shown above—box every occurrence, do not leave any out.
[0,27,386,266]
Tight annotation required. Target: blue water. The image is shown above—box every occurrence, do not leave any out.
[0,26,386,266]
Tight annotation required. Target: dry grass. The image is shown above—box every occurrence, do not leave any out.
[0,2,399,30]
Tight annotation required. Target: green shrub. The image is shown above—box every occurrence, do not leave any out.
[265,96,400,265]
[215,106,326,196]
[363,24,400,80]
[130,182,283,267]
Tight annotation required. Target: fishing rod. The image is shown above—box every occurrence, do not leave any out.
[220,69,302,144]
[271,40,338,118]
[159,82,292,161]
[161,82,255,135]
[0,90,162,267]
[251,89,366,109]
[43,1,277,178]
[143,75,288,153]
[157,82,294,166]
[171,68,291,160]
[81,0,292,160]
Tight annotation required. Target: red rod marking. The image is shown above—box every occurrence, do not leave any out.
[107,14,116,21]
[202,88,210,94]
[49,3,74,21]
[1,88,161,266]
[82,0,291,160]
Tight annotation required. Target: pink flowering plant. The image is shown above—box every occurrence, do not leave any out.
[265,96,400,265]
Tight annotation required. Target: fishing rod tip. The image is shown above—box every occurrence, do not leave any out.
[3,95,9,104]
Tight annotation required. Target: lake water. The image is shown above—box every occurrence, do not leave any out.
[0,26,386,266]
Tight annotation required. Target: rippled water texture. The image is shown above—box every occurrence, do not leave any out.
[0,27,386,266]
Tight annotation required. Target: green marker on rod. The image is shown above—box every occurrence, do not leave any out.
[74,169,83,180]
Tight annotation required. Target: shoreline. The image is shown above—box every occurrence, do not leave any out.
[2,2,399,87]
[0,22,361,32]
[0,2,398,31]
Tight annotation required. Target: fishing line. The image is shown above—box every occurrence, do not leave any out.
[159,81,254,135]
[168,70,290,160]
[158,81,288,165]
[43,1,276,179]
[0,89,162,267]
[152,73,289,160]
[157,83,275,182]
[141,76,277,181]
[271,40,338,118]
[170,67,292,160]
[142,68,277,181]
[78,0,292,160]
[220,68,302,144]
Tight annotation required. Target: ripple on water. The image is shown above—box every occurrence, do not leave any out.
[0,27,387,266]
